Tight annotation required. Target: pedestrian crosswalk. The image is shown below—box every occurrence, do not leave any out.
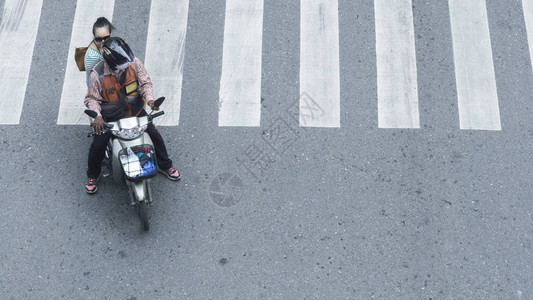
[57,0,114,125]
[0,0,43,125]
[300,0,340,128]
[0,0,530,130]
[219,0,264,127]
[375,0,419,129]
[523,0,533,74]
[143,0,189,127]
[449,0,501,130]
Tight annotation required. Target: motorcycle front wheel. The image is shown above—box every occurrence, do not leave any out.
[137,201,150,232]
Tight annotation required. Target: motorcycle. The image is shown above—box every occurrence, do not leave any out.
[84,97,166,231]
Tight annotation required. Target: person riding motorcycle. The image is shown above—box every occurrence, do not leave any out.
[84,37,180,194]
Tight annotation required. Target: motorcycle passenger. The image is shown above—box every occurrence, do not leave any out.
[84,37,180,194]
[84,17,114,86]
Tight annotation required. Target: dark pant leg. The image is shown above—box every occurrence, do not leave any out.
[145,124,173,170]
[87,132,111,178]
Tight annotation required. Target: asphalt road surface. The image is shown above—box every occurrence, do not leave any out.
[1,0,532,299]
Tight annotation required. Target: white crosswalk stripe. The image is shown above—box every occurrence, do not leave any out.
[218,0,264,127]
[57,0,114,125]
[144,0,189,126]
[375,0,420,129]
[0,1,522,130]
[300,0,340,128]
[0,0,43,125]
[449,0,501,130]
[522,0,533,72]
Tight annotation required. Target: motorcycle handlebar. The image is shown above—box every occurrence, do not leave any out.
[150,111,165,120]
[86,111,163,138]
[87,123,113,138]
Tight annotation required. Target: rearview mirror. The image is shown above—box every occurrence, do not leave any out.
[154,97,165,107]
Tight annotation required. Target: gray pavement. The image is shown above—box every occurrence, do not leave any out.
[0,0,532,299]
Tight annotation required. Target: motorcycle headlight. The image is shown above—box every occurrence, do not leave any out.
[111,125,148,140]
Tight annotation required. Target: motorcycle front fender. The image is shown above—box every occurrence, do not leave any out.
[129,180,148,202]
